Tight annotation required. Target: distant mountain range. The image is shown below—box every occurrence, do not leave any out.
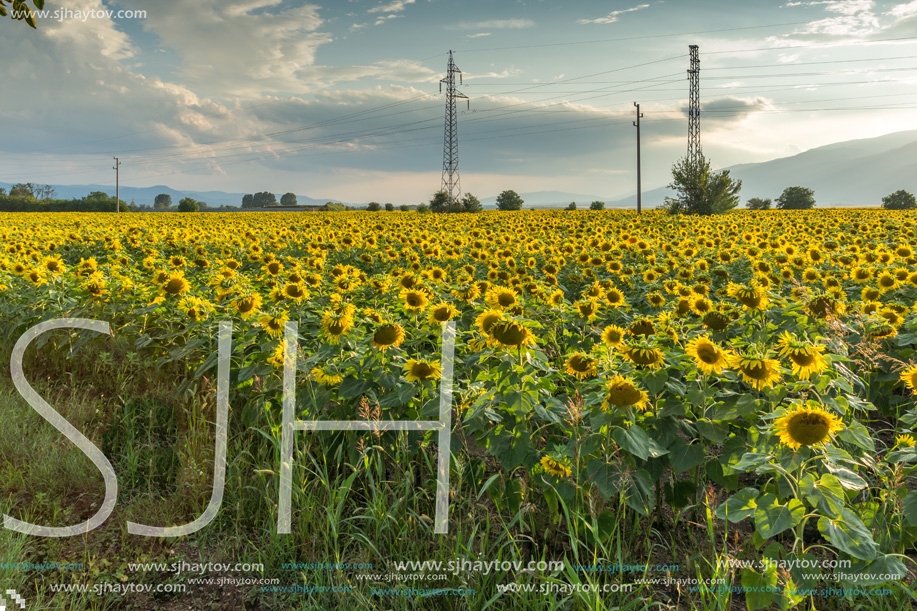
[0,183,348,208]
[611,129,917,209]
[4,130,916,210]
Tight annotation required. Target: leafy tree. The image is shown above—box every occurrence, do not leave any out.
[399,204,410,212]
[0,188,5,195]
[567,201,576,210]
[320,202,347,211]
[155,193,172,209]
[746,197,771,210]
[253,191,277,207]
[280,192,297,206]
[0,0,44,28]
[417,203,431,213]
[775,186,815,210]
[241,194,255,208]
[590,201,605,210]
[177,197,199,212]
[662,154,741,216]
[429,191,450,213]
[366,202,382,211]
[9,182,35,198]
[35,184,55,200]
[881,189,916,210]
[385,203,395,211]
[496,189,524,211]
[461,193,482,213]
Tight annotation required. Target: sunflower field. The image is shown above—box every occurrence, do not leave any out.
[2,209,917,610]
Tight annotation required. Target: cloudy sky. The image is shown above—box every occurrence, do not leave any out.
[1,0,917,204]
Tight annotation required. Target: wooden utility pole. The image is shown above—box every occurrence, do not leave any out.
[633,102,643,213]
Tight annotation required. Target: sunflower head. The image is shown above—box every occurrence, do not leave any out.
[281,282,308,301]
[257,312,289,338]
[727,352,782,391]
[702,311,732,331]
[234,294,263,320]
[401,288,431,312]
[428,303,458,324]
[540,455,572,478]
[564,352,597,380]
[602,375,649,411]
[160,273,190,297]
[774,403,844,450]
[728,283,768,310]
[321,310,354,344]
[485,286,520,311]
[311,366,344,386]
[601,325,627,348]
[489,320,535,349]
[900,364,917,392]
[686,335,730,375]
[808,294,845,319]
[623,342,665,369]
[777,331,829,377]
[404,358,442,382]
[372,323,405,351]
[629,317,655,337]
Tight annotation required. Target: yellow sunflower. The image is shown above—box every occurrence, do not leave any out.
[401,288,431,312]
[602,375,649,411]
[623,343,665,369]
[280,282,308,302]
[546,289,565,307]
[159,272,190,297]
[404,359,442,382]
[728,283,769,310]
[773,404,844,450]
[540,456,572,478]
[321,310,354,344]
[428,303,458,324]
[777,332,829,378]
[564,352,598,380]
[234,294,263,320]
[485,286,520,311]
[601,325,627,348]
[311,366,344,386]
[178,297,213,322]
[900,364,917,392]
[371,323,406,351]
[573,299,601,321]
[686,335,731,375]
[42,255,65,275]
[728,353,782,391]
[257,311,289,338]
[489,320,535,349]
[475,309,505,336]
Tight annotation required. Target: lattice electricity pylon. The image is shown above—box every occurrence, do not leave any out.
[687,44,701,168]
[440,50,469,204]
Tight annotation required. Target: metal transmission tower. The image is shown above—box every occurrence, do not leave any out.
[440,50,468,203]
[687,45,701,168]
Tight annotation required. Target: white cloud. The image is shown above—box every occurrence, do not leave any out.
[454,19,535,29]
[42,0,136,60]
[577,4,650,25]
[367,0,415,14]
[775,0,881,41]
[466,32,491,38]
[887,1,917,18]
[116,0,332,96]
